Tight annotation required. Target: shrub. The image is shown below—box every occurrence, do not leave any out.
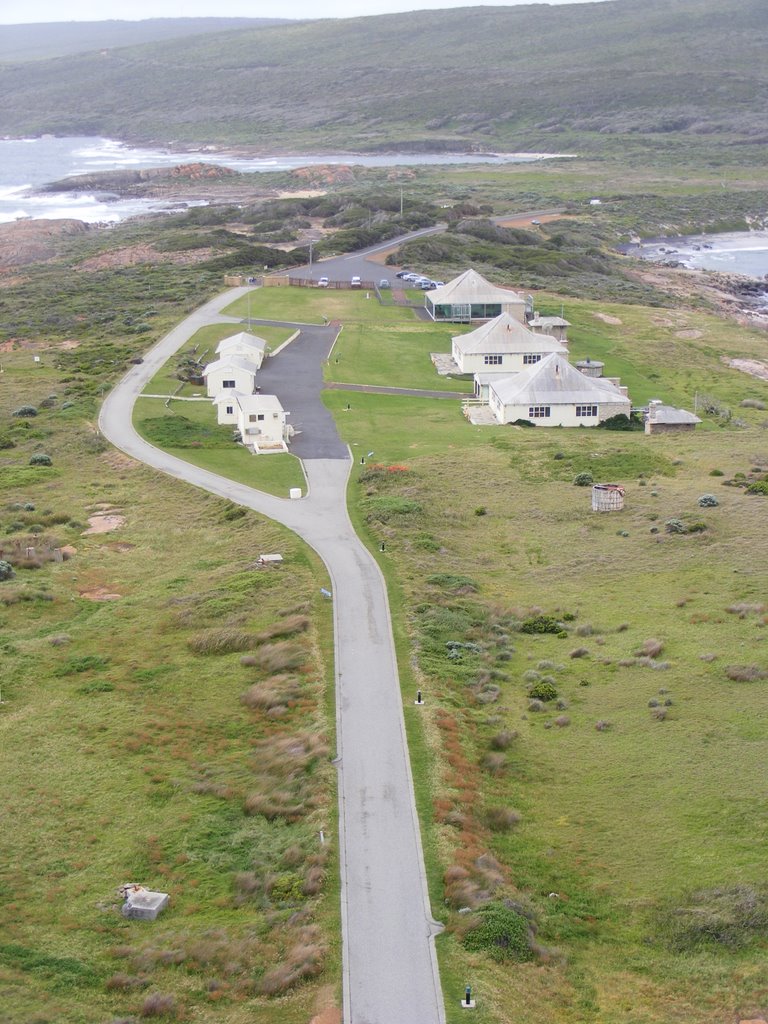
[481,752,507,775]
[740,399,766,410]
[570,646,589,659]
[474,506,488,516]
[463,901,534,962]
[597,412,644,431]
[0,560,14,582]
[635,638,664,659]
[697,494,719,507]
[709,468,725,476]
[595,720,611,731]
[486,807,521,832]
[54,654,108,676]
[489,729,517,750]
[573,472,594,486]
[12,405,37,417]
[29,454,52,467]
[520,614,561,635]
[658,885,768,951]
[188,628,255,655]
[527,699,544,712]
[725,665,768,682]
[528,681,558,702]
[140,993,177,1018]
[746,480,768,496]
[554,715,571,728]
[665,518,687,534]
[426,573,478,592]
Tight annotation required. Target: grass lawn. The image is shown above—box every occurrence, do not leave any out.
[133,397,305,496]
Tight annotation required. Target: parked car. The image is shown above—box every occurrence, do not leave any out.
[350,276,362,287]
[379,278,391,289]
[432,281,445,287]
[317,276,329,287]
[401,273,420,282]
[395,270,412,279]
[531,219,541,225]
[421,281,437,290]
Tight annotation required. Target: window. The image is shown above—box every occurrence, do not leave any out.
[225,405,233,415]
[484,354,503,365]
[257,414,265,421]
[528,405,551,419]
[576,405,598,417]
[523,353,541,365]
[222,379,236,389]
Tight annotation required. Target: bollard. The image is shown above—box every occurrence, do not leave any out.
[461,984,475,1009]
[380,542,386,552]
[415,689,424,706]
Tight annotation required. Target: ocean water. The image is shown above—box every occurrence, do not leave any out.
[0,136,571,225]
[629,231,768,282]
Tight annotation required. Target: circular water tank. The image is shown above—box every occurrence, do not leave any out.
[592,483,625,512]
[576,359,605,378]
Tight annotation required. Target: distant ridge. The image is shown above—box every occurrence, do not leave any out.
[0,18,296,62]
[0,0,766,153]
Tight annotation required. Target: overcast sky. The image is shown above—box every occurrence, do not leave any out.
[0,0,606,24]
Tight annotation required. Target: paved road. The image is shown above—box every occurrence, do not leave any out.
[99,289,445,1024]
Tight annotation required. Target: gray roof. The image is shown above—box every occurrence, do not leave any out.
[648,404,701,424]
[428,268,526,306]
[203,355,258,377]
[490,353,630,406]
[454,312,567,356]
[216,331,268,354]
[528,315,571,328]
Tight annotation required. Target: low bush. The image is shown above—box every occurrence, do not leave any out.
[528,681,558,702]
[188,627,255,655]
[657,885,768,951]
[0,560,14,581]
[486,807,522,832]
[573,472,594,486]
[29,454,52,466]
[463,901,534,962]
[520,614,561,635]
[746,479,768,496]
[635,638,664,659]
[697,493,719,507]
[54,654,108,676]
[725,665,768,682]
[12,405,37,418]
[140,992,177,1018]
[665,518,687,534]
[489,729,517,750]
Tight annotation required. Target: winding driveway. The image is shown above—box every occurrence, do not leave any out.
[99,288,446,1024]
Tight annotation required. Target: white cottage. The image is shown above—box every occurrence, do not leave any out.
[203,355,258,399]
[215,331,268,369]
[452,312,568,377]
[488,353,631,426]
[214,393,290,451]
[425,269,530,323]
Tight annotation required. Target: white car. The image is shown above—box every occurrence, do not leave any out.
[317,276,329,287]
[350,276,362,287]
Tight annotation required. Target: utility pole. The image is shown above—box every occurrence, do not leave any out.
[400,187,404,217]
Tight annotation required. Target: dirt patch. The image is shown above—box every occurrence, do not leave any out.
[79,587,122,602]
[728,358,768,381]
[100,451,138,471]
[276,189,328,199]
[0,337,80,352]
[309,985,341,1024]
[83,514,126,535]
[494,213,566,228]
[593,312,623,325]
[60,545,77,558]
[78,244,217,271]
[105,542,135,553]
[675,329,704,339]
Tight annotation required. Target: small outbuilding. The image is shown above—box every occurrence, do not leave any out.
[527,314,571,343]
[215,331,268,369]
[645,400,701,434]
[203,355,258,399]
[488,352,631,426]
[425,269,530,323]
[452,312,568,380]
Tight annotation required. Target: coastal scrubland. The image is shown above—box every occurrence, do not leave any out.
[1,151,767,1023]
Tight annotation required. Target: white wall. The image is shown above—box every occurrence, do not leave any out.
[205,365,256,399]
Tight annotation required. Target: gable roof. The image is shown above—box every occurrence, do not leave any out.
[216,331,268,355]
[235,393,284,415]
[490,353,630,406]
[428,268,526,306]
[203,355,258,378]
[454,312,567,355]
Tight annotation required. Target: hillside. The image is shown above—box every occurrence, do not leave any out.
[0,18,295,62]
[0,0,766,154]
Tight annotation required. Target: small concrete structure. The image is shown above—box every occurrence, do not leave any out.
[645,400,701,434]
[257,553,284,566]
[592,483,625,512]
[528,314,571,343]
[575,358,605,379]
[119,884,169,921]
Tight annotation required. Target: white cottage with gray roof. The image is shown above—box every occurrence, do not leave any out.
[452,312,568,376]
[203,355,258,399]
[488,353,631,426]
[215,331,268,369]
